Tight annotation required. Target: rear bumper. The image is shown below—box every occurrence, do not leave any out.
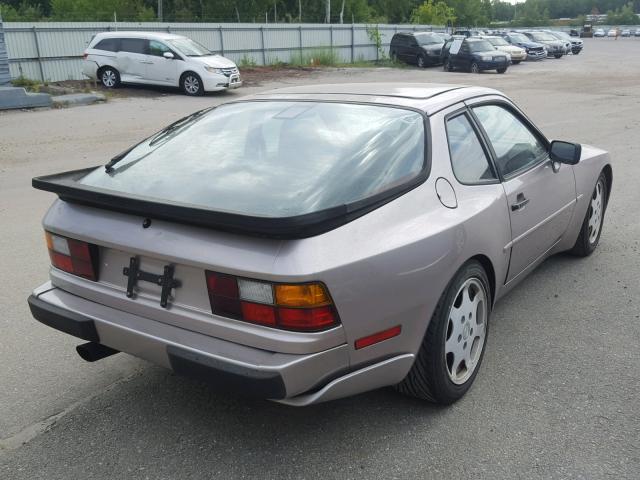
[28,285,413,404]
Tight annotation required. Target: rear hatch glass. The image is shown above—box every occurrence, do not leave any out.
[80,101,426,218]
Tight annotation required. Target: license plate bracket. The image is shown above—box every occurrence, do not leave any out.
[123,256,181,308]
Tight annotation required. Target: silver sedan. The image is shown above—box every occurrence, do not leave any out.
[29,83,612,405]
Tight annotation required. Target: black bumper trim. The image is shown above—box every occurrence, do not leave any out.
[27,294,99,342]
[167,345,287,400]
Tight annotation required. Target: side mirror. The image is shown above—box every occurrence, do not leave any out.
[163,52,175,59]
[550,140,581,165]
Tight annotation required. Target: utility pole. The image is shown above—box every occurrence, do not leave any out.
[325,0,331,23]
[274,1,277,23]
[339,0,345,24]
[235,5,240,22]
[157,0,163,22]
[298,0,302,22]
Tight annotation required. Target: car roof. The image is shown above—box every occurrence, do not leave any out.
[93,31,185,41]
[249,83,503,116]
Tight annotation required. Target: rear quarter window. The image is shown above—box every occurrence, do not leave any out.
[94,38,119,52]
[80,101,427,218]
[119,38,147,54]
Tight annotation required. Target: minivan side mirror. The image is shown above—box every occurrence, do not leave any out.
[163,52,175,59]
[550,140,581,165]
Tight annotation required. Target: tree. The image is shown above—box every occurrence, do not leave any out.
[410,0,455,25]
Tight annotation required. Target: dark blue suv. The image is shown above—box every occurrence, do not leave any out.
[442,37,509,74]
[500,32,547,61]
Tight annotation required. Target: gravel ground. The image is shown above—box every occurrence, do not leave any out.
[1,38,639,479]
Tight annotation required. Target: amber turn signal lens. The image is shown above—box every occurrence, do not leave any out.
[274,283,330,307]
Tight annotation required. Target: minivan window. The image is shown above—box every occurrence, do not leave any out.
[80,102,426,218]
[166,37,211,57]
[95,38,119,52]
[415,33,444,45]
[119,38,147,54]
[149,40,172,57]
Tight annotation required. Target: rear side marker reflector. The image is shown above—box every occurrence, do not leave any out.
[355,325,402,350]
[205,271,340,332]
[45,231,99,281]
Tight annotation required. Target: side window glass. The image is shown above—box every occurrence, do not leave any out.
[473,105,548,177]
[95,38,118,52]
[120,38,146,54]
[450,39,462,54]
[149,40,171,57]
[446,113,497,184]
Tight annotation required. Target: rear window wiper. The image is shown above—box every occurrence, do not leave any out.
[104,109,211,172]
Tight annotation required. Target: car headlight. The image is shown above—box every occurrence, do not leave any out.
[204,66,223,74]
[481,56,492,61]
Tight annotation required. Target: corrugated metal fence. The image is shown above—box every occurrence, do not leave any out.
[0,18,11,85]
[3,22,441,82]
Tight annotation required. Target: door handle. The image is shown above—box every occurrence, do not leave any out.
[511,193,530,211]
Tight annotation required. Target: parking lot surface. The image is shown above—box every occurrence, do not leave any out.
[1,38,639,479]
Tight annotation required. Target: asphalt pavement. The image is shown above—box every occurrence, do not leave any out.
[1,38,639,479]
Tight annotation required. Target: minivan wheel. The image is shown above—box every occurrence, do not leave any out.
[396,260,491,404]
[570,172,608,257]
[181,72,204,96]
[417,55,426,68]
[470,62,480,73]
[497,67,507,74]
[99,67,120,89]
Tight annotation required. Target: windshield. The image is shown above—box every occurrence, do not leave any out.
[80,102,426,218]
[509,33,528,42]
[166,37,211,56]
[468,40,495,52]
[486,37,509,46]
[415,33,444,45]
[555,32,571,40]
[529,32,556,41]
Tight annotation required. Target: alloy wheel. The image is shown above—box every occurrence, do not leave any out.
[102,70,116,87]
[183,75,200,95]
[471,62,480,73]
[588,178,605,244]
[417,55,425,68]
[444,278,488,385]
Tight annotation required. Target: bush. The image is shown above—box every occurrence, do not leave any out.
[11,75,41,91]
[290,48,339,67]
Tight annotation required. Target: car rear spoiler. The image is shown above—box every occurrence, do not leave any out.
[32,167,423,239]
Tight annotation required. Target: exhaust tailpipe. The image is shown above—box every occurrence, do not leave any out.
[76,342,119,362]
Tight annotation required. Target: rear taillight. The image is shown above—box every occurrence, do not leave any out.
[205,271,340,332]
[45,231,99,281]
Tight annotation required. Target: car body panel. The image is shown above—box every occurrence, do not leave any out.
[30,83,612,404]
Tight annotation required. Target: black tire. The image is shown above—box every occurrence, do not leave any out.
[470,62,480,73]
[180,72,204,96]
[99,66,120,89]
[443,58,453,71]
[512,60,521,64]
[554,54,562,58]
[417,54,426,68]
[570,172,608,257]
[396,260,491,404]
[497,67,507,74]
[573,50,580,55]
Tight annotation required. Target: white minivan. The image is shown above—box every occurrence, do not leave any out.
[82,31,242,95]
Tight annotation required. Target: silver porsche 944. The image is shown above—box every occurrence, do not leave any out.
[29,83,612,405]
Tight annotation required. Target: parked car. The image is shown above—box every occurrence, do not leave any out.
[570,29,579,36]
[594,28,606,37]
[483,36,527,64]
[442,37,510,73]
[82,31,241,95]
[621,29,631,37]
[501,32,547,60]
[607,29,617,37]
[522,31,566,58]
[453,29,482,38]
[389,32,445,67]
[29,83,612,406]
[546,31,572,55]
[547,31,583,55]
[635,29,640,37]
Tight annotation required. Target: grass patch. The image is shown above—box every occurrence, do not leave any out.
[288,48,340,67]
[11,75,42,92]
